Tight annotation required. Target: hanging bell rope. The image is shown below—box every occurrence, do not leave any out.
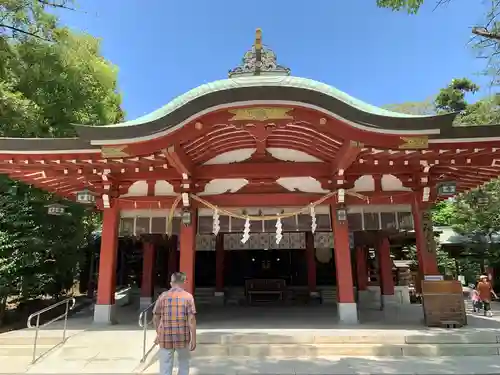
[190,190,340,221]
[166,195,182,236]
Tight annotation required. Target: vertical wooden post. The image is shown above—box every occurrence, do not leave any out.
[140,241,155,309]
[331,205,358,324]
[179,210,197,295]
[215,233,225,293]
[378,237,396,305]
[94,205,119,324]
[411,194,439,277]
[305,232,317,294]
[355,246,368,291]
[167,235,178,285]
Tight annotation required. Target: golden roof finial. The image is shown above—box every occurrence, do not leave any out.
[255,28,262,52]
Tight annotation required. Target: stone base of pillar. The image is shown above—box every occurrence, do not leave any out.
[338,302,358,324]
[395,286,411,304]
[382,294,398,306]
[139,296,153,311]
[214,291,225,305]
[93,304,117,325]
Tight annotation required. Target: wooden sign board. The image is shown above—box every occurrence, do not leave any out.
[421,280,466,327]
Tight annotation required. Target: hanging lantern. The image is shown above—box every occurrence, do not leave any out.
[181,209,192,226]
[76,189,96,204]
[336,205,348,222]
[46,203,66,216]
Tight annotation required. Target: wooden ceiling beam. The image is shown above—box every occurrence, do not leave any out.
[332,140,363,174]
[162,145,193,177]
[116,190,414,209]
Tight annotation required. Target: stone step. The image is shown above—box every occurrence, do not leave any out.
[0,345,54,357]
[189,343,500,357]
[194,332,500,345]
[0,336,63,346]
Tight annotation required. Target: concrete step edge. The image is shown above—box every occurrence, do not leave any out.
[196,343,500,347]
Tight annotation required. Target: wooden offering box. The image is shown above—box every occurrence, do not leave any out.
[421,280,467,327]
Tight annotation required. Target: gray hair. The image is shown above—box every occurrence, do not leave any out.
[171,272,186,284]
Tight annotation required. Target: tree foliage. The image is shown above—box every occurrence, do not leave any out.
[376,0,424,14]
[0,0,123,323]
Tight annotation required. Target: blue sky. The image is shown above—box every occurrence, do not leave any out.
[58,0,488,121]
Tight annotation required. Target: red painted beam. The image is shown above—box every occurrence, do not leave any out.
[194,162,330,180]
[332,140,363,173]
[163,145,193,176]
[116,190,414,209]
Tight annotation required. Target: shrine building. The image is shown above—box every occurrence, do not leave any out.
[1,29,500,325]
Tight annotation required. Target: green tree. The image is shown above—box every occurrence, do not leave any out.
[434,78,480,113]
[376,0,424,14]
[383,98,435,115]
[0,0,123,324]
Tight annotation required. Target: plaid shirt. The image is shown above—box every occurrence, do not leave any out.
[153,287,196,349]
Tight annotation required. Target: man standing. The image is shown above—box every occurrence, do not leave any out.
[477,275,498,317]
[153,272,197,375]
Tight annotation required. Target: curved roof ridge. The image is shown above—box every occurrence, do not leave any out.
[88,76,428,129]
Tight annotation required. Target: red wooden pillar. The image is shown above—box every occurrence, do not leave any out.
[179,210,197,295]
[94,205,119,324]
[167,235,178,284]
[411,195,439,278]
[355,246,368,291]
[140,241,155,309]
[331,205,358,324]
[215,233,225,300]
[378,237,396,305]
[305,232,317,295]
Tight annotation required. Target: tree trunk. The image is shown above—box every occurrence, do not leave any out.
[0,297,7,327]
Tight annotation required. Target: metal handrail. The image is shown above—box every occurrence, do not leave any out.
[138,301,156,363]
[26,297,76,363]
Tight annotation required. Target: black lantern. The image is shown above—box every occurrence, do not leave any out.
[437,181,457,197]
[76,189,96,204]
[181,209,192,226]
[476,189,489,206]
[336,206,348,222]
[46,203,66,216]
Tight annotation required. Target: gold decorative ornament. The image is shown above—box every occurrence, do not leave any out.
[101,145,129,158]
[349,140,364,148]
[194,122,203,130]
[228,107,294,122]
[399,136,428,150]
[255,28,262,52]
[319,118,327,125]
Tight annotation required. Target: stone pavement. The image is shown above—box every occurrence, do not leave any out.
[2,355,500,374]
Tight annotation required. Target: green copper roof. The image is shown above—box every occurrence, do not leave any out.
[107,76,423,128]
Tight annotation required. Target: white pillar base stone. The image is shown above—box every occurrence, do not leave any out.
[93,304,117,325]
[395,286,411,304]
[139,296,153,311]
[338,302,358,324]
